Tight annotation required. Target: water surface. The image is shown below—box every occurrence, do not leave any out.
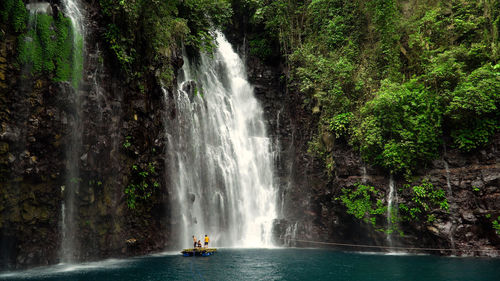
[1,249,498,281]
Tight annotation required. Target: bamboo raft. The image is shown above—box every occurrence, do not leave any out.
[181,248,217,257]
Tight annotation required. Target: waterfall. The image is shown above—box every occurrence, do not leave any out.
[443,151,453,197]
[62,0,85,88]
[361,165,367,184]
[386,174,396,247]
[164,31,277,248]
[283,222,298,247]
[443,144,456,253]
[59,0,85,263]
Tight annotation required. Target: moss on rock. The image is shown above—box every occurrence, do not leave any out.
[0,142,8,154]
[17,12,80,86]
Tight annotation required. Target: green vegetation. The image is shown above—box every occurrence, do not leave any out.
[121,136,160,209]
[446,63,500,151]
[124,162,160,209]
[245,0,500,177]
[71,32,84,89]
[98,0,232,87]
[337,184,387,232]
[0,0,28,32]
[16,11,83,88]
[69,177,82,184]
[353,79,443,177]
[398,180,448,223]
[339,180,448,234]
[8,0,495,178]
[2,1,83,87]
[123,136,132,149]
[88,180,103,187]
[371,0,401,80]
[493,216,500,236]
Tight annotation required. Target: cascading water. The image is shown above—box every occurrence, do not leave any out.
[361,165,367,184]
[444,160,453,195]
[283,222,298,247]
[443,144,456,253]
[443,144,453,196]
[386,174,396,247]
[164,31,277,248]
[59,0,85,263]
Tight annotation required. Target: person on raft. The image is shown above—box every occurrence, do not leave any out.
[204,235,209,248]
[193,235,197,248]
[197,240,202,248]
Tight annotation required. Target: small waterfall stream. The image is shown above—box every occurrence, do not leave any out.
[386,174,396,247]
[361,165,367,184]
[443,144,456,253]
[444,161,453,193]
[59,0,85,263]
[164,31,277,248]
[283,222,298,247]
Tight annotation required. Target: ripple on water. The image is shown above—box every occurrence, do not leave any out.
[1,248,499,281]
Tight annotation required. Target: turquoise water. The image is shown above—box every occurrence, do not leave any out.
[1,249,499,281]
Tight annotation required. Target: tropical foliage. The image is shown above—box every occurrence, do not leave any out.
[398,180,448,223]
[98,0,232,86]
[17,13,80,87]
[124,162,160,209]
[337,184,387,231]
[243,0,500,177]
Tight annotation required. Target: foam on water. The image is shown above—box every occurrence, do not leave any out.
[0,258,130,279]
[2,249,499,281]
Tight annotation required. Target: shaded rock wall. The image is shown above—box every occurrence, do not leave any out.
[0,0,178,269]
[0,24,64,268]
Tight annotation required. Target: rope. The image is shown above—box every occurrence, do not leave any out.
[281,237,500,253]
[196,268,205,281]
[189,253,206,281]
[189,259,196,281]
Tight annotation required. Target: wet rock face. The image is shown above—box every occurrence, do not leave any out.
[0,31,65,269]
[51,1,173,264]
[239,37,500,256]
[0,1,176,269]
[422,140,500,255]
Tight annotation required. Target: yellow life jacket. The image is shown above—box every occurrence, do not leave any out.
[204,236,209,242]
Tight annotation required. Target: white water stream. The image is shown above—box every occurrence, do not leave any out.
[361,165,367,184]
[386,174,396,247]
[60,0,85,262]
[164,31,277,248]
[443,144,456,253]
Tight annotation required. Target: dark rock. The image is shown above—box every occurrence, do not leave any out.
[0,126,21,143]
[181,80,197,101]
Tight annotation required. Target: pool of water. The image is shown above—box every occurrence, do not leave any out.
[1,248,499,281]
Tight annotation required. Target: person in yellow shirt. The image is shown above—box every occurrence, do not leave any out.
[204,234,209,248]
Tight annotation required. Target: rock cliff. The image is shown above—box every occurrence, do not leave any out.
[1,0,499,271]
[241,39,500,257]
[0,0,177,269]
